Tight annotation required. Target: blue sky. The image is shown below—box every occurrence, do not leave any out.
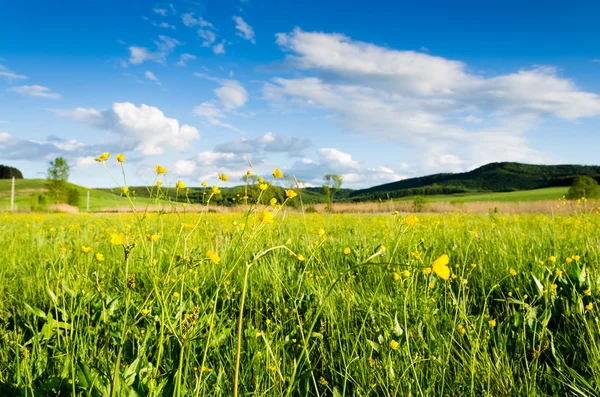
[1,0,600,188]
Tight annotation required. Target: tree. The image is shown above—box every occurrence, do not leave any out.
[567,176,600,200]
[46,157,70,204]
[0,165,23,179]
[322,174,343,212]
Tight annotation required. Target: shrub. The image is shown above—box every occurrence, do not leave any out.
[567,176,600,200]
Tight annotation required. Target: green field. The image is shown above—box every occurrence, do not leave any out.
[394,186,569,203]
[1,201,600,395]
[0,179,154,211]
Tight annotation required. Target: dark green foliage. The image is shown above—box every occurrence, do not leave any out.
[412,195,430,212]
[66,188,81,206]
[0,164,23,179]
[566,176,600,200]
[351,162,600,200]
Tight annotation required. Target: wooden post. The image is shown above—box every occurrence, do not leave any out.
[10,176,15,212]
[86,190,90,212]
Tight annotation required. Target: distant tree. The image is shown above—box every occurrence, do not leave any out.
[567,176,600,200]
[66,188,81,207]
[0,165,23,179]
[46,157,70,204]
[323,174,343,212]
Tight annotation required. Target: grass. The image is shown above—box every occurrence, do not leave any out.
[0,179,154,211]
[394,186,569,203]
[1,186,600,395]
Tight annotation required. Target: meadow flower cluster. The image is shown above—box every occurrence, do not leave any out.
[1,153,600,395]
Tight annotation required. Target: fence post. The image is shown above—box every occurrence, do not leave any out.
[10,176,15,212]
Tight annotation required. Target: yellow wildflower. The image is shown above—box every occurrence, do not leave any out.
[259,209,275,224]
[156,165,167,174]
[110,233,126,245]
[270,197,277,206]
[212,186,221,194]
[206,250,220,264]
[343,247,351,255]
[390,340,399,350]
[273,168,283,178]
[392,272,400,281]
[488,319,496,327]
[116,153,125,163]
[176,180,185,189]
[297,254,305,262]
[432,254,450,280]
[586,302,593,311]
[405,215,419,226]
[96,253,105,262]
[81,246,92,254]
[259,183,268,191]
[201,181,207,187]
[218,173,229,182]
[147,234,160,242]
[549,256,556,263]
[509,268,517,276]
[285,189,297,199]
[423,267,432,275]
[94,152,110,162]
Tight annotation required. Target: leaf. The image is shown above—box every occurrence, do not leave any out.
[367,339,380,352]
[46,286,58,305]
[23,303,46,319]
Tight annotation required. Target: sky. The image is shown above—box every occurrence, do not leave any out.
[1,0,600,189]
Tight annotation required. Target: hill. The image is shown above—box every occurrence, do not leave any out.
[0,179,153,211]
[350,162,600,201]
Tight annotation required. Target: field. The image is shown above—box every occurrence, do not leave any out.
[2,190,600,396]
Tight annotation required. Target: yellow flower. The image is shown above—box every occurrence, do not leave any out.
[218,173,229,182]
[259,183,268,191]
[556,269,563,276]
[176,180,186,189]
[551,284,558,291]
[212,186,221,194]
[147,234,160,242]
[432,254,450,280]
[488,319,496,327]
[412,250,423,260]
[343,247,351,255]
[471,263,477,269]
[116,153,125,163]
[457,325,466,336]
[173,292,180,298]
[573,255,581,261]
[94,152,110,162]
[122,186,129,194]
[201,181,207,187]
[156,165,167,174]
[392,272,400,281]
[566,257,572,263]
[81,246,92,254]
[405,215,419,226]
[297,254,305,262]
[423,267,432,275]
[96,253,105,262]
[317,228,325,236]
[270,197,277,206]
[509,268,517,276]
[389,340,399,350]
[549,256,557,263]
[285,189,297,199]
[156,179,163,187]
[141,309,151,315]
[259,209,275,224]
[246,170,252,176]
[585,289,592,296]
[273,168,283,178]
[110,233,126,245]
[206,250,220,264]
[586,302,594,311]
[258,177,265,183]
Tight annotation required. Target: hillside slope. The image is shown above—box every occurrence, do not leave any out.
[350,162,600,201]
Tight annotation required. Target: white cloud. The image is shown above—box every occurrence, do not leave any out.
[213,132,311,156]
[212,41,226,55]
[198,29,217,47]
[151,21,176,29]
[268,28,600,173]
[174,159,197,176]
[127,36,180,65]
[0,65,28,81]
[233,16,255,43]
[182,13,213,28]
[215,80,248,110]
[145,71,160,84]
[289,147,405,188]
[10,85,61,99]
[176,53,196,67]
[58,102,200,155]
[76,156,96,168]
[153,8,168,16]
[193,101,240,131]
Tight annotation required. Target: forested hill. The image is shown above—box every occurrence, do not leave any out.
[349,162,600,201]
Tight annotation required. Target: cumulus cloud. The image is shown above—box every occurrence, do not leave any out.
[198,29,217,47]
[57,102,200,155]
[268,28,600,173]
[289,148,406,188]
[0,132,90,161]
[193,77,249,130]
[215,80,248,110]
[212,41,226,55]
[10,85,60,99]
[233,16,255,43]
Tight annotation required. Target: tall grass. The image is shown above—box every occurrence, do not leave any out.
[1,161,600,395]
